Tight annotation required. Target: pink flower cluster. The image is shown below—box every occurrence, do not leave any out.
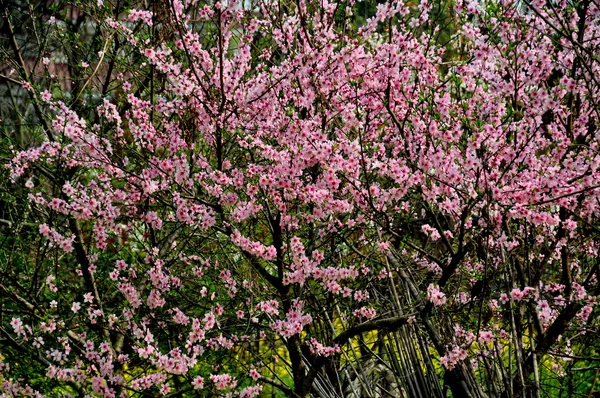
[427,284,447,307]
[309,338,341,357]
[210,373,237,390]
[271,303,313,338]
[38,224,74,253]
[440,346,469,370]
[128,9,153,25]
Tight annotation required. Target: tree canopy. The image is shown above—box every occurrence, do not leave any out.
[1,0,600,397]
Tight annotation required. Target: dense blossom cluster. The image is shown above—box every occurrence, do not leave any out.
[1,0,600,396]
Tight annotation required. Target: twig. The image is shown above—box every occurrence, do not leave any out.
[71,35,113,105]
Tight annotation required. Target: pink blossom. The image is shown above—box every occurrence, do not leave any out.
[210,373,236,390]
[240,385,263,398]
[427,284,447,307]
[10,318,25,336]
[440,346,469,370]
[192,376,204,389]
[41,90,52,102]
[353,307,377,320]
[147,289,165,309]
[249,369,261,381]
[71,302,81,313]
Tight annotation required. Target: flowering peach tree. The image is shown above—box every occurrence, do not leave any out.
[2,0,600,396]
